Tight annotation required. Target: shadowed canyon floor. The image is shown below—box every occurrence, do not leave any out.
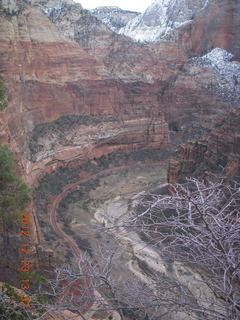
[44,161,168,320]
[51,162,167,259]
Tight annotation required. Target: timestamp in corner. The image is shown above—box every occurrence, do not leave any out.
[19,212,32,307]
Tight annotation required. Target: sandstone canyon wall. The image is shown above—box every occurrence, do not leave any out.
[168,110,240,183]
[178,0,240,60]
[0,0,239,293]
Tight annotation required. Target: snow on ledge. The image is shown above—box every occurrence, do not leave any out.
[191,48,240,103]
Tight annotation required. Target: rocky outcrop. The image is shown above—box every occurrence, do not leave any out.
[0,0,177,223]
[0,0,238,179]
[27,114,170,184]
[90,6,140,33]
[178,0,240,60]
[168,110,240,183]
[29,115,170,161]
[0,0,238,181]
[46,1,187,82]
[118,0,240,63]
[0,3,109,169]
[0,0,238,271]
[119,0,206,43]
[0,1,239,312]
[190,48,240,103]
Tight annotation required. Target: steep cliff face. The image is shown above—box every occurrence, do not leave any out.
[0,0,176,192]
[46,1,187,82]
[0,0,239,290]
[118,0,240,62]
[0,0,238,180]
[168,110,240,183]
[90,6,140,33]
[0,2,109,170]
[26,114,170,185]
[42,0,240,134]
[178,0,240,60]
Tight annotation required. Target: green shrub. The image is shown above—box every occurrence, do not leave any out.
[20,271,47,287]
[2,283,21,302]
[0,284,36,319]
[0,79,7,111]
[0,145,31,222]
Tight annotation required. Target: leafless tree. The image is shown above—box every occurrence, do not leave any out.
[121,176,240,320]
[33,244,160,320]
[29,177,240,320]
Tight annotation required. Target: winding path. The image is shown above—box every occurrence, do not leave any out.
[49,161,165,258]
[47,161,165,320]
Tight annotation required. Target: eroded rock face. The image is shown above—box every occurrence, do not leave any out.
[46,1,187,82]
[119,0,206,43]
[168,110,240,183]
[29,115,169,162]
[0,0,238,182]
[0,4,108,172]
[0,0,237,182]
[118,0,240,63]
[26,114,170,184]
[0,0,239,304]
[190,48,240,103]
[178,0,240,60]
[90,6,140,33]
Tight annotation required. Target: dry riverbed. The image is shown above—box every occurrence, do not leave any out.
[53,163,216,320]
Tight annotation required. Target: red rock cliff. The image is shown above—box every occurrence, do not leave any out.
[178,0,240,59]
[0,0,239,285]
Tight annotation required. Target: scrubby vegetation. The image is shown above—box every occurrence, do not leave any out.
[46,177,240,320]
[34,148,165,225]
[0,284,36,320]
[0,79,7,111]
[34,149,166,255]
[0,145,31,223]
[29,114,119,157]
[57,179,99,223]
[0,146,32,316]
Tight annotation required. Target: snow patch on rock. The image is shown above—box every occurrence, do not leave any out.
[90,6,140,33]
[119,0,171,42]
[191,48,240,103]
[119,0,206,43]
[37,0,76,17]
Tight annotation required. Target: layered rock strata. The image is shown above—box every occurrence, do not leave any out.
[0,0,238,190]
[0,0,238,195]
[0,2,231,162]
[46,1,187,82]
[27,114,170,184]
[118,0,240,62]
[0,0,239,293]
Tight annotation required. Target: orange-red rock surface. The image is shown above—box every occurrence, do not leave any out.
[0,0,239,284]
[178,0,240,60]
[0,3,233,178]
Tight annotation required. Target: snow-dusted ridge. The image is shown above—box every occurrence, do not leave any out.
[191,48,240,103]
[33,0,76,17]
[90,6,140,33]
[119,0,206,43]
